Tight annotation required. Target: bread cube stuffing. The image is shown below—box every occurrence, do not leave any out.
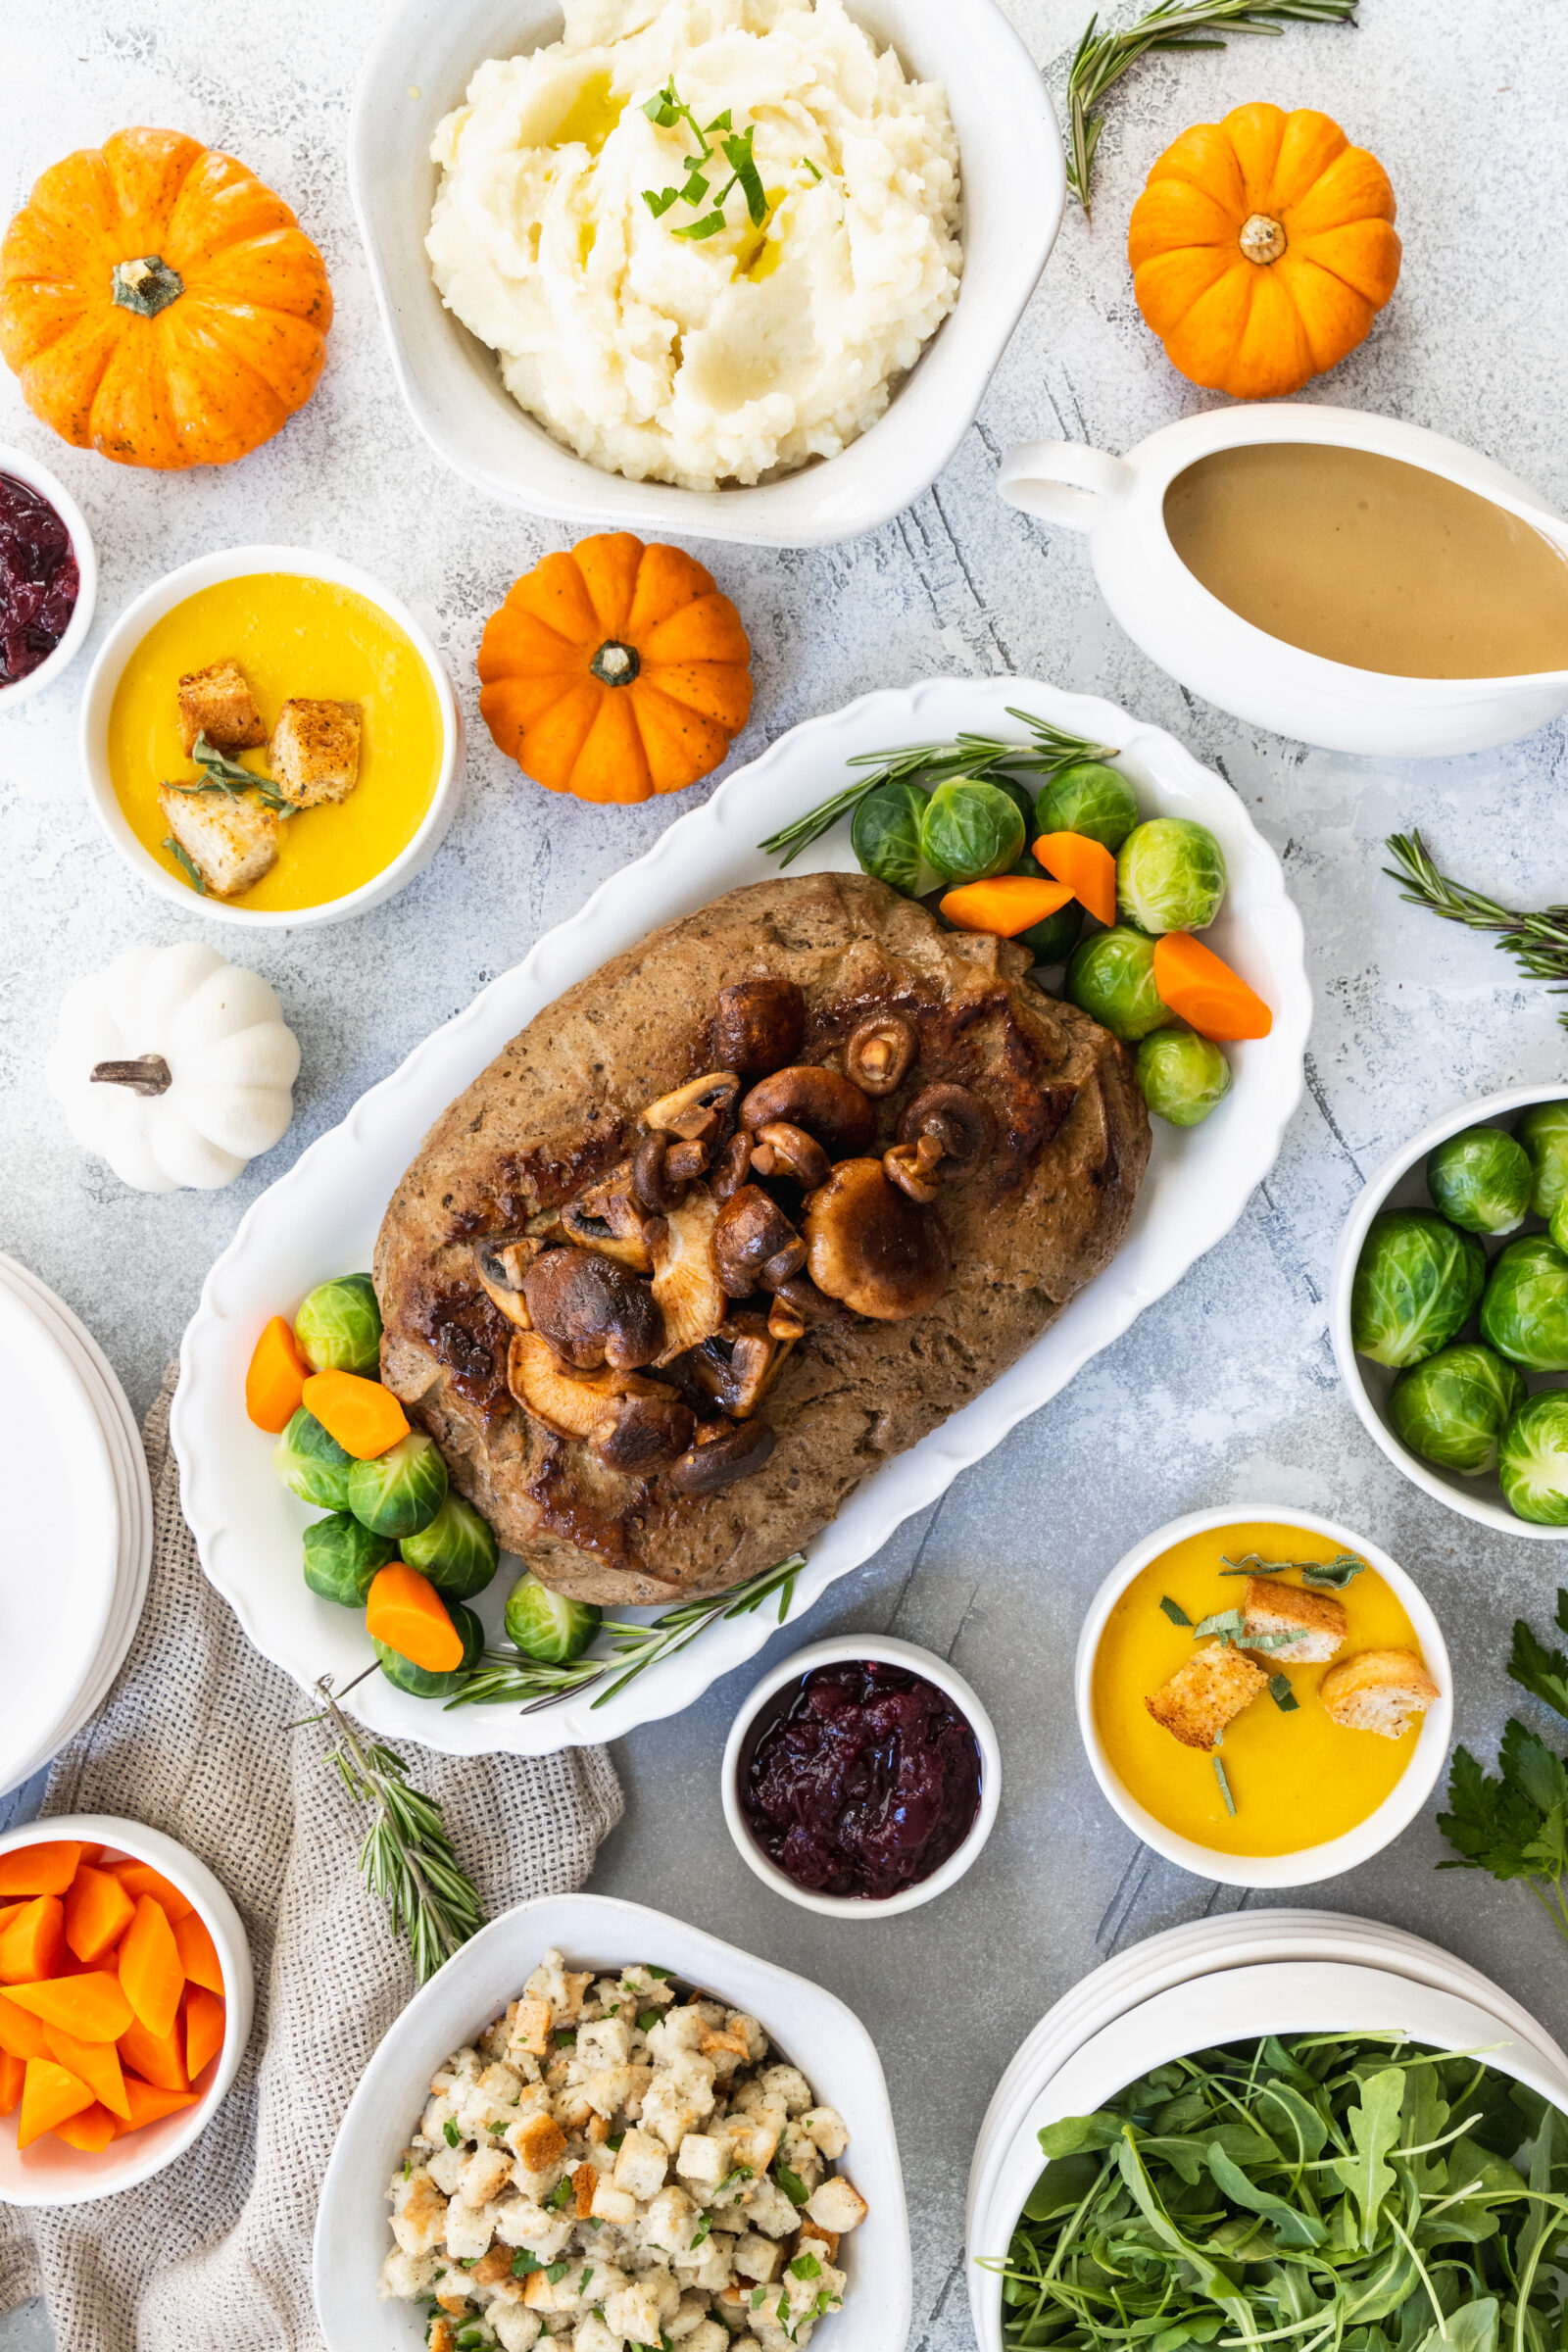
[176,657,266,755]
[493,2313,543,2352]
[806,2175,867,2234]
[801,2106,849,2160]
[269,696,363,808]
[1146,1642,1268,1749]
[1241,1575,1348,1664]
[613,2126,669,2200]
[157,781,277,899]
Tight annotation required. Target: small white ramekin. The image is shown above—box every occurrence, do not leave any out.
[78,543,464,930]
[0,443,97,710]
[1073,1504,1451,1890]
[0,1813,253,2206]
[721,1633,1001,1918]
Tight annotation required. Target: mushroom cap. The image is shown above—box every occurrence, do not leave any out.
[740,1065,877,1159]
[711,976,807,1077]
[711,1184,807,1298]
[750,1121,830,1191]
[666,1414,777,1496]
[803,1157,952,1321]
[897,1082,996,1176]
[522,1247,664,1371]
[844,1011,918,1098]
[591,1393,696,1476]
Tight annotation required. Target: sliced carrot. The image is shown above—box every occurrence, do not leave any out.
[301,1368,409,1460]
[184,1985,225,2081]
[1032,831,1119,928]
[53,2100,118,2152]
[0,1901,22,1936]
[245,1313,311,1432]
[0,2049,22,2116]
[119,1897,184,2039]
[940,876,1075,939]
[109,1861,193,1923]
[17,2057,92,2148]
[0,1990,50,2061]
[365,1560,463,1671]
[1152,932,1273,1041]
[65,1864,136,1964]
[6,1972,133,2042]
[118,2016,188,2094]
[43,2024,129,2121]
[116,2074,198,2133]
[172,1909,224,1997]
[0,1895,66,1985]
[0,1842,83,1898]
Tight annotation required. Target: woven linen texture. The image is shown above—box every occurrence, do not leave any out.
[0,1368,623,2350]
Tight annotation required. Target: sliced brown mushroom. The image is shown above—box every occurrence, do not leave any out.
[690,1311,793,1419]
[649,1183,729,1360]
[740,1066,877,1159]
[767,1291,808,1342]
[507,1333,665,1441]
[769,1272,849,1326]
[882,1135,946,1205]
[632,1130,710,1214]
[589,1392,696,1476]
[749,1121,830,1191]
[710,1130,754,1201]
[472,1236,548,1329]
[562,1163,659,1272]
[803,1157,951,1321]
[844,1011,918,1098]
[896,1083,996,1182]
[710,977,807,1077]
[643,1071,741,1145]
[711,1184,808,1298]
[521,1248,663,1372]
[667,1415,777,1496]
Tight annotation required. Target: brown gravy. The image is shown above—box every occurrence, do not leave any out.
[1163,443,1568,679]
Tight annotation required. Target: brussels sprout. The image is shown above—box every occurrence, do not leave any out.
[302,1511,396,1605]
[1515,1102,1568,1220]
[1425,1125,1532,1236]
[1480,1235,1568,1372]
[851,780,940,898]
[1116,818,1227,935]
[374,1599,485,1699]
[401,1493,500,1600]
[1388,1342,1526,1476]
[917,777,1025,885]
[346,1430,448,1538]
[1499,1392,1568,1524]
[505,1573,603,1665]
[1065,927,1173,1044]
[1350,1210,1487,1368]
[1033,761,1140,852]
[273,1406,353,1511]
[992,775,1041,842]
[294,1272,382,1376]
[1135,1028,1232,1127]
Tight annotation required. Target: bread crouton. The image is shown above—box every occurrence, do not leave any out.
[158,781,277,898]
[270,697,363,807]
[1242,1576,1348,1665]
[1146,1642,1268,1749]
[177,658,266,755]
[1319,1648,1440,1740]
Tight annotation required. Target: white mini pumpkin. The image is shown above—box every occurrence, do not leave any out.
[47,943,300,1193]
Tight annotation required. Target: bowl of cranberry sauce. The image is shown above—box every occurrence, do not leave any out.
[722,1636,1002,1918]
[0,447,95,707]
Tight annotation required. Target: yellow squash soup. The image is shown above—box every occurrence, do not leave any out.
[1092,1522,1427,1859]
[109,573,443,912]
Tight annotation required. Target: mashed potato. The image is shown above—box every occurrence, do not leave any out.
[426,0,961,490]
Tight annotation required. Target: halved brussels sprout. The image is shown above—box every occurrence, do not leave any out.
[401,1493,500,1600]
[273,1406,353,1511]
[1388,1342,1526,1475]
[294,1273,383,1376]
[1116,818,1226,935]
[1515,1102,1568,1220]
[917,777,1025,885]
[1033,761,1140,852]
[1426,1125,1532,1236]
[851,780,939,899]
[1065,927,1173,1043]
[1480,1235,1568,1372]
[505,1573,603,1665]
[302,1512,396,1605]
[1135,1028,1232,1127]
[346,1430,449,1538]
[1350,1210,1487,1368]
[374,1599,485,1698]
[1499,1392,1568,1524]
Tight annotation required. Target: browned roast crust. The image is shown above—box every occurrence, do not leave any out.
[373,874,1150,1604]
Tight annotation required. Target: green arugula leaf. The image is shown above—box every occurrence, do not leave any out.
[1413,2296,1499,2352]
[1329,2068,1404,2246]
[1205,2140,1325,2247]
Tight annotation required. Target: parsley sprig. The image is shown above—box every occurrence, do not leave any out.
[641,79,767,240]
[1440,1588,1568,1944]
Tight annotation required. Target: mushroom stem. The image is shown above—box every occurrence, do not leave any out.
[90,1055,172,1097]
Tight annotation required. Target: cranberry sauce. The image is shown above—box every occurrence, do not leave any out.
[740,1659,982,1900]
[0,472,79,685]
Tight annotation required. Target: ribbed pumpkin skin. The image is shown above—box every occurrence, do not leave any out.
[478,533,755,804]
[1129,103,1400,400]
[0,127,333,468]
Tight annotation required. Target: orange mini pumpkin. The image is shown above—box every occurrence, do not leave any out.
[478,534,754,804]
[0,127,332,469]
[1128,103,1400,401]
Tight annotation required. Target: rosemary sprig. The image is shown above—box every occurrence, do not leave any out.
[444,1553,807,1714]
[304,1675,483,1983]
[1062,0,1359,217]
[759,708,1118,868]
[1385,830,1568,1028]
[170,730,295,816]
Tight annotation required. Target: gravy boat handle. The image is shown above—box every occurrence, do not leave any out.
[997,441,1133,529]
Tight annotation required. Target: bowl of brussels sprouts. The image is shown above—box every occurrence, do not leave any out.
[1333,1086,1568,1535]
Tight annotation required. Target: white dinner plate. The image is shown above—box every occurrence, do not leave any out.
[173,676,1311,1755]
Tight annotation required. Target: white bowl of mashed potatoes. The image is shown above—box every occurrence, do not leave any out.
[351,0,1063,544]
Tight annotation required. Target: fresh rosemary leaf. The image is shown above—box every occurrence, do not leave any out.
[1212,1753,1237,1815]
[1158,1594,1191,1626]
[1386,829,1568,1029]
[1269,1673,1298,1713]
[163,837,207,895]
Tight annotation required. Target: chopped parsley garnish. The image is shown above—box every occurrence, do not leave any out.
[545,2260,571,2284]
[579,2268,594,2294]
[554,2027,577,2048]
[608,2132,625,2151]
[774,2161,809,2206]
[640,80,767,240]
[752,2287,767,2309]
[442,2118,461,2147]
[789,2252,821,2279]
[513,2249,543,2278]
[690,2213,710,2246]
[644,1965,671,1981]
[403,2156,411,2180]
[637,2007,661,2033]
[488,2118,509,2134]
[714,2163,754,2195]
[546,2178,573,2210]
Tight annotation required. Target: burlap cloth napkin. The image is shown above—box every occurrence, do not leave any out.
[0,1369,623,2350]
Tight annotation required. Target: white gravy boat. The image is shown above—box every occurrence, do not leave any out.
[999,404,1568,758]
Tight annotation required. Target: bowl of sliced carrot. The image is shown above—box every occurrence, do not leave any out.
[0,1817,253,2204]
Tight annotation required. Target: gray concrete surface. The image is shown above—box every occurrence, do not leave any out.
[5,0,1568,2342]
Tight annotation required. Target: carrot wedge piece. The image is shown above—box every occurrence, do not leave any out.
[940,876,1074,939]
[118,2016,188,2094]
[65,1865,136,1964]
[53,2099,118,2152]
[172,1909,224,1997]
[0,1896,66,1984]
[116,2074,199,2133]
[0,1990,51,2061]
[184,1985,225,2081]
[1152,932,1273,1041]
[44,2022,131,2120]
[245,1314,310,1432]
[17,2057,93,2148]
[119,1898,185,2039]
[109,1861,193,1923]
[0,2049,22,2116]
[5,1971,134,2041]
[0,1842,83,1898]
[1033,831,1118,927]
[301,1369,408,1459]
[366,1560,463,1670]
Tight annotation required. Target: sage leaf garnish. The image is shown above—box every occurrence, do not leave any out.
[1269,1672,1298,1712]
[1212,1753,1236,1815]
[163,836,207,895]
[1158,1594,1191,1626]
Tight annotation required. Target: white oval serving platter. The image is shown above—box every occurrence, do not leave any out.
[172,675,1310,1755]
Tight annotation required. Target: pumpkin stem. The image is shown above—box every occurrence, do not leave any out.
[1238,214,1287,267]
[90,1055,173,1097]
[590,641,641,688]
[112,255,185,318]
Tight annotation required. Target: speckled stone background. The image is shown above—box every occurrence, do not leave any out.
[5,0,1568,2344]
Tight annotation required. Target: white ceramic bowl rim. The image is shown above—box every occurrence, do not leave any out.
[1072,1502,1453,1888]
[0,443,98,708]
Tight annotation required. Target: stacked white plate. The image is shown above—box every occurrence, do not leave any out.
[0,1254,152,1796]
[967,1907,1568,2352]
